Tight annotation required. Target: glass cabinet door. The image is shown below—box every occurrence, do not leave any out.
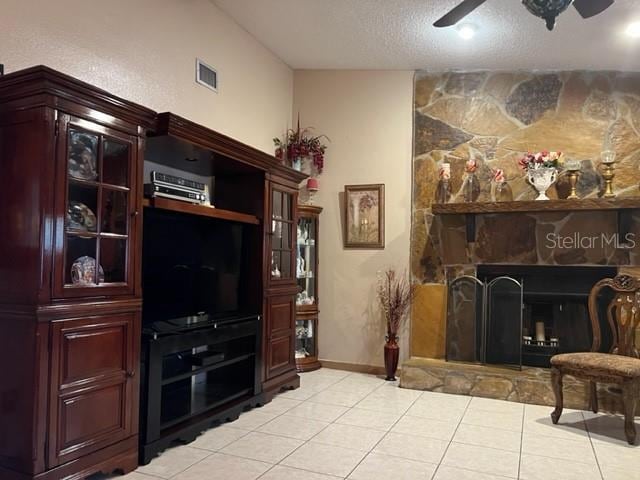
[56,116,136,297]
[295,317,317,360]
[296,215,317,307]
[270,186,295,282]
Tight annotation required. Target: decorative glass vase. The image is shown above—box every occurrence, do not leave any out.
[527,167,557,201]
[462,172,481,203]
[493,181,513,202]
[435,178,452,204]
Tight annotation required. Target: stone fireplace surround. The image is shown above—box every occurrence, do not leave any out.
[402,206,640,414]
[405,70,640,414]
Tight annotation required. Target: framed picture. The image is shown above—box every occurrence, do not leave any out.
[344,184,385,249]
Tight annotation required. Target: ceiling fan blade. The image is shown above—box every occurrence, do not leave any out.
[433,0,488,27]
[572,0,614,19]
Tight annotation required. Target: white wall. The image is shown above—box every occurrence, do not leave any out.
[293,70,414,367]
[0,0,293,152]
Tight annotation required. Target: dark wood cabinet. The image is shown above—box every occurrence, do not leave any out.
[0,66,305,478]
[48,313,140,467]
[263,176,303,398]
[0,66,153,480]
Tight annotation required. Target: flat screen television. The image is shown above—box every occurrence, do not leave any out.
[142,208,247,324]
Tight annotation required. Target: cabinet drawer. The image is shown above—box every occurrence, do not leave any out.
[48,312,140,468]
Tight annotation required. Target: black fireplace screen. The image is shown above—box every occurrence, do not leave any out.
[445,265,616,369]
[485,277,523,367]
[446,275,523,368]
[446,276,483,363]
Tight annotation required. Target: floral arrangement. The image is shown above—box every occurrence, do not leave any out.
[273,119,329,173]
[493,168,506,183]
[465,158,478,173]
[518,151,562,171]
[359,192,378,212]
[376,269,415,337]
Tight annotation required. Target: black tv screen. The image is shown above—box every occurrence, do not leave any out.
[142,208,245,323]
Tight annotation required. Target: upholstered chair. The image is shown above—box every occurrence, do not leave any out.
[549,274,640,445]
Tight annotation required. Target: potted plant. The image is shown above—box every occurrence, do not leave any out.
[273,117,329,173]
[376,269,415,381]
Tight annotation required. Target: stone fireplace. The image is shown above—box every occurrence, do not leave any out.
[403,206,640,412]
[405,70,640,412]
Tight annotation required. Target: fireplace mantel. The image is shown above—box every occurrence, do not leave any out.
[432,198,640,242]
[432,198,640,215]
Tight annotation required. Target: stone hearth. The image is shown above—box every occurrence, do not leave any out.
[400,357,640,414]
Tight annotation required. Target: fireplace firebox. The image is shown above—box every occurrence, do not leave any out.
[446,265,616,368]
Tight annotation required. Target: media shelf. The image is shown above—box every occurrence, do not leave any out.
[143,197,260,225]
[140,315,264,464]
[161,379,253,428]
[161,353,256,386]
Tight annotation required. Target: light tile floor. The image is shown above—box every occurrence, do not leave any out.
[100,368,639,480]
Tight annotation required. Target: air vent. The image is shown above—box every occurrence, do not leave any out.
[196,59,218,92]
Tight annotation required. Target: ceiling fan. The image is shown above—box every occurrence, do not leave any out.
[434,0,615,31]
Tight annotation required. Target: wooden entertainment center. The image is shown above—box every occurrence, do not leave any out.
[0,66,305,479]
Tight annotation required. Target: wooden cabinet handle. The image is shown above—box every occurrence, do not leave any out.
[126,370,136,378]
[131,210,139,217]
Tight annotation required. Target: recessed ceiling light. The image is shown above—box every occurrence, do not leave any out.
[626,21,640,38]
[457,24,477,40]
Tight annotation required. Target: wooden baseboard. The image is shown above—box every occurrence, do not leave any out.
[319,360,392,376]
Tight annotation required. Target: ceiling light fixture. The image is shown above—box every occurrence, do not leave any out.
[457,23,477,39]
[626,21,640,38]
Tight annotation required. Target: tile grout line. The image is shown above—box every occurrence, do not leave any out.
[429,394,472,480]
[256,371,366,479]
[342,381,425,479]
[582,410,606,480]
[517,404,526,479]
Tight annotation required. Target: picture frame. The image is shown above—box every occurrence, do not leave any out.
[343,184,385,249]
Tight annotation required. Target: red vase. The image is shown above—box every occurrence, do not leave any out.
[384,334,400,381]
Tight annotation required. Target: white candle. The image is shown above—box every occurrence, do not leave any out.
[535,322,546,343]
[601,150,616,164]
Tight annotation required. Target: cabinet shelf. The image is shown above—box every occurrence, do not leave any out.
[69,176,130,192]
[65,230,128,239]
[160,384,253,429]
[143,197,260,225]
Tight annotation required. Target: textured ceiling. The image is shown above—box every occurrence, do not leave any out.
[212,0,640,70]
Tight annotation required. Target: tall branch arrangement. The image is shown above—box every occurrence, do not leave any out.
[376,269,415,337]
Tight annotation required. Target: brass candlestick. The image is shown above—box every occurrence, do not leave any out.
[567,170,580,199]
[601,164,615,198]
[600,150,617,198]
